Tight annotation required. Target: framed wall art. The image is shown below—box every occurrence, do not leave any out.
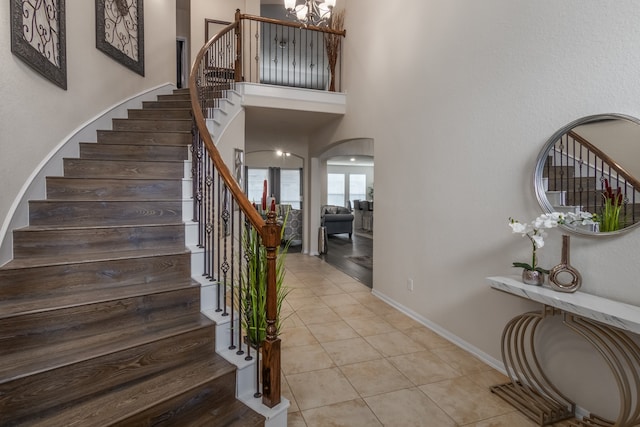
[10,0,67,90]
[95,0,144,76]
[234,148,245,189]
[205,19,231,42]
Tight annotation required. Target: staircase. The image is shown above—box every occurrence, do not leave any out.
[0,89,265,426]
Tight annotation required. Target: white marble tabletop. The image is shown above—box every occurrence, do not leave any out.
[487,275,640,334]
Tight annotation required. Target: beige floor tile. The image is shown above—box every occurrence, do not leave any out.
[310,283,345,296]
[319,293,360,307]
[281,313,305,329]
[432,346,492,375]
[280,326,318,348]
[389,350,461,385]
[336,281,371,293]
[420,377,514,425]
[306,320,359,343]
[287,411,307,427]
[281,377,299,413]
[301,399,382,427]
[287,296,328,311]
[282,343,335,374]
[322,270,355,282]
[383,311,424,330]
[343,316,397,337]
[321,337,383,366]
[364,388,457,427]
[361,299,400,316]
[332,303,376,320]
[287,367,360,410]
[404,326,455,350]
[295,306,341,325]
[293,272,329,282]
[466,369,510,389]
[285,287,316,298]
[364,330,425,357]
[339,358,413,397]
[348,291,382,305]
[464,411,538,427]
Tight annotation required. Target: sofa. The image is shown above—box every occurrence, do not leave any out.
[321,205,354,238]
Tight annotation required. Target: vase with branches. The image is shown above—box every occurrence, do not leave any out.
[324,9,345,92]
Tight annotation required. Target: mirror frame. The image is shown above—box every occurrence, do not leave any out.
[534,113,640,237]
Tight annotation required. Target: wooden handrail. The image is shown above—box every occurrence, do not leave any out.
[188,20,282,408]
[567,130,640,191]
[189,22,264,232]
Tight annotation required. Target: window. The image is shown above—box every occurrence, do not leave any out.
[247,168,269,205]
[349,174,367,207]
[328,173,345,206]
[246,167,301,209]
[280,169,301,209]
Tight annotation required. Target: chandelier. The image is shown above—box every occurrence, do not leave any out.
[284,0,337,27]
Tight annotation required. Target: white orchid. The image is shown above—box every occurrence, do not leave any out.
[509,211,596,272]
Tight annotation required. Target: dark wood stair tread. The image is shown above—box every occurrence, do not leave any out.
[28,200,183,227]
[21,356,240,427]
[0,278,197,319]
[45,177,184,201]
[0,313,214,384]
[2,247,192,270]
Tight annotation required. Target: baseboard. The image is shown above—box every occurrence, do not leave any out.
[370,289,506,373]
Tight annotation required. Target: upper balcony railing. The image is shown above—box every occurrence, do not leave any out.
[237,11,346,92]
[194,10,346,117]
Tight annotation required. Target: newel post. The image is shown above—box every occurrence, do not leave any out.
[234,9,242,83]
[261,211,281,407]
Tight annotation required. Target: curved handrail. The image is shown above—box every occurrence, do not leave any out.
[189,21,283,409]
[567,130,640,191]
[189,22,265,231]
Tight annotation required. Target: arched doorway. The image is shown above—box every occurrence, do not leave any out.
[315,138,374,287]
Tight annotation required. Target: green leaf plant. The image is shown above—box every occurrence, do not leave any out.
[239,208,291,347]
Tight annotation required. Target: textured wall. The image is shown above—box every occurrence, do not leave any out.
[0,0,176,239]
[325,0,640,417]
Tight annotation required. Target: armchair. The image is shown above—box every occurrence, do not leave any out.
[321,205,354,238]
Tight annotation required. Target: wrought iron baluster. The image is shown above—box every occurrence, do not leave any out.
[221,184,230,318]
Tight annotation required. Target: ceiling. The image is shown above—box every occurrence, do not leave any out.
[244,106,343,135]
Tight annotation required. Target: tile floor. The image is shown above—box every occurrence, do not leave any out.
[279,253,574,427]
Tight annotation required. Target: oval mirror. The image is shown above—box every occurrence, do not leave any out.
[534,114,640,236]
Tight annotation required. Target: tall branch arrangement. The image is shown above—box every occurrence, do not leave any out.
[324,9,345,92]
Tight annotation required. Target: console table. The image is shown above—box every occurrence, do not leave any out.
[487,276,640,426]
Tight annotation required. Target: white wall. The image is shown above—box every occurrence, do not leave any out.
[189,0,260,65]
[0,0,176,239]
[321,0,640,418]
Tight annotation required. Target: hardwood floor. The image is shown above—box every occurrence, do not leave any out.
[320,232,373,287]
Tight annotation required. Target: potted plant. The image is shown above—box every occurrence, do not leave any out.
[508,212,595,285]
[600,179,624,232]
[239,209,291,347]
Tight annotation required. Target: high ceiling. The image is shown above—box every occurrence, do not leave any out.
[245,106,342,136]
